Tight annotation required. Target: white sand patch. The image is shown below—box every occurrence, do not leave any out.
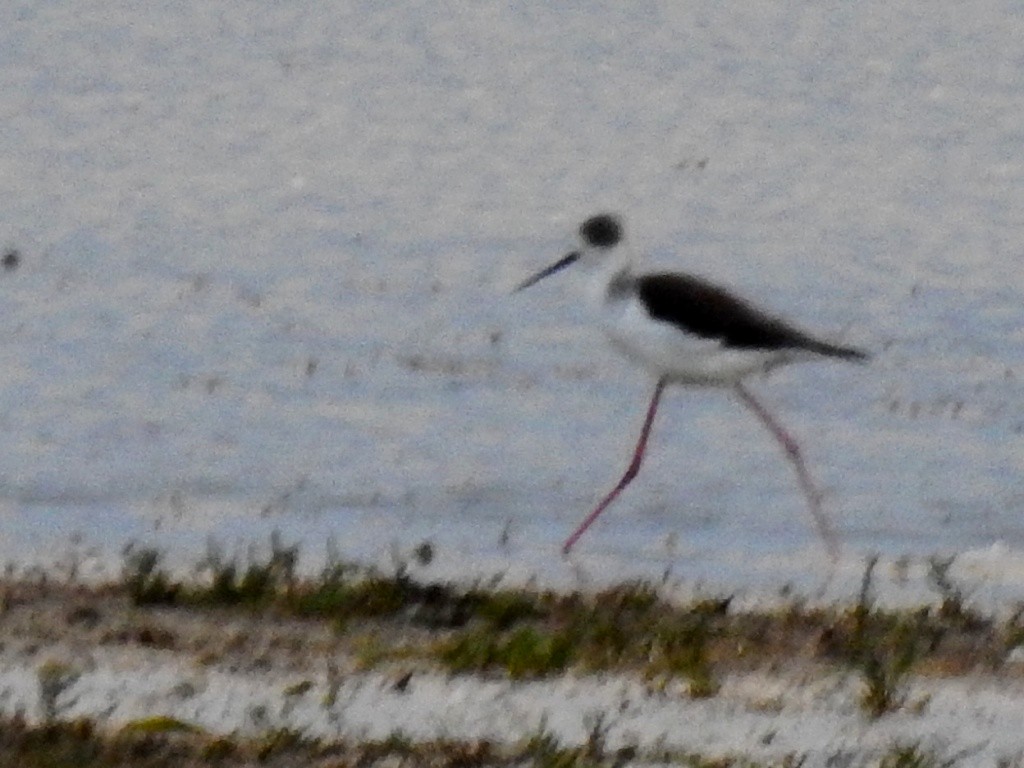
[4,651,1024,765]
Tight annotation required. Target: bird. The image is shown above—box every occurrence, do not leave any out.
[515,213,868,557]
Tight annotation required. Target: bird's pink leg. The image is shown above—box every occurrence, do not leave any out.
[734,382,840,562]
[563,378,667,555]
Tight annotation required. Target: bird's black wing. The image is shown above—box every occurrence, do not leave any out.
[636,273,867,361]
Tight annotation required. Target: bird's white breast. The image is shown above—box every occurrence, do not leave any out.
[598,287,789,385]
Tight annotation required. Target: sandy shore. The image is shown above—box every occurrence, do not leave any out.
[2,569,1023,767]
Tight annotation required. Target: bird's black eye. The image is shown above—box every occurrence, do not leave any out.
[580,214,622,248]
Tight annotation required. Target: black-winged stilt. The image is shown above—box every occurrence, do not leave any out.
[516,213,867,557]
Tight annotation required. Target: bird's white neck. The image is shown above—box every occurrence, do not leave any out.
[584,247,634,306]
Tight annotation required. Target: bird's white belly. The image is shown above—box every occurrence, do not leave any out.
[600,297,785,385]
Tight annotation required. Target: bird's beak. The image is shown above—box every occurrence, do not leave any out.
[514,251,580,292]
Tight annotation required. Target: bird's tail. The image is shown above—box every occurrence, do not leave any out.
[805,338,870,363]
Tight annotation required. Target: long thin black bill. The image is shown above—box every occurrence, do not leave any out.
[513,251,580,292]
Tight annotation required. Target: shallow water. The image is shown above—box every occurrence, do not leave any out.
[2,2,1024,599]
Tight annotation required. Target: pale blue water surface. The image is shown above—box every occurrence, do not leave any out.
[2,2,1024,601]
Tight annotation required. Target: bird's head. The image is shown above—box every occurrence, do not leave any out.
[515,213,625,292]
